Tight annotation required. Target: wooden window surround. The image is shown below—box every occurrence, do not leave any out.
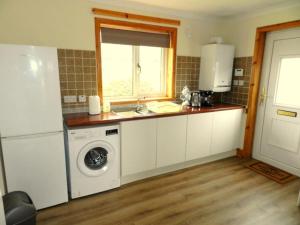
[237,20,300,158]
[94,18,178,105]
[92,8,180,26]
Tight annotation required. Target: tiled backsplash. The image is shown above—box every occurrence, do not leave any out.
[57,49,97,113]
[175,56,200,98]
[57,49,252,114]
[221,57,252,106]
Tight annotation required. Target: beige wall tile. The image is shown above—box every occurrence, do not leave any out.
[58,48,97,113]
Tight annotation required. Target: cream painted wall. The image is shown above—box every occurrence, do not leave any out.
[0,0,220,57]
[220,5,300,57]
[0,1,300,57]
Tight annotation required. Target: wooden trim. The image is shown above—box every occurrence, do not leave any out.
[95,18,178,34]
[94,18,103,103]
[110,97,176,106]
[92,8,181,26]
[94,18,177,104]
[257,20,300,32]
[237,20,300,158]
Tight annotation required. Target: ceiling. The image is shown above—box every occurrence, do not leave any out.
[93,0,300,17]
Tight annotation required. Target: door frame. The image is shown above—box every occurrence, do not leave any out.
[237,20,300,158]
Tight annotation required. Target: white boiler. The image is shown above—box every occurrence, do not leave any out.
[199,44,235,92]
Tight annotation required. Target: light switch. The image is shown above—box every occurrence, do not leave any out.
[64,95,77,103]
[238,80,244,86]
[234,68,244,77]
[233,80,239,86]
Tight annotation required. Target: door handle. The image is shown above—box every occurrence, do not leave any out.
[260,87,267,104]
[137,63,142,74]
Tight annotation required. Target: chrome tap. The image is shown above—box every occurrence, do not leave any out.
[136,97,146,113]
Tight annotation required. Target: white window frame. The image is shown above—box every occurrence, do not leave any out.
[102,44,168,101]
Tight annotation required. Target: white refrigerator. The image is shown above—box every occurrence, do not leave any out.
[0,44,68,209]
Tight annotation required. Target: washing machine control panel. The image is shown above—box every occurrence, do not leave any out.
[106,129,118,136]
[68,125,120,141]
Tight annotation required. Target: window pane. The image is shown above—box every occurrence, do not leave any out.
[275,57,300,107]
[101,43,133,98]
[139,46,165,96]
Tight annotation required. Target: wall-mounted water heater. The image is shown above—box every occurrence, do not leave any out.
[199,44,235,92]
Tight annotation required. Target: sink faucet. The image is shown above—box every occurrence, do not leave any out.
[136,96,146,113]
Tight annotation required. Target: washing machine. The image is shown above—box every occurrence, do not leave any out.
[65,124,120,199]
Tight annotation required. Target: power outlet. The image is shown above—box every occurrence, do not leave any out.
[64,95,77,103]
[238,80,244,86]
[233,80,239,86]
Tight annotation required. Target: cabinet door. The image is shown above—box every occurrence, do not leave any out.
[211,109,243,154]
[121,119,157,176]
[157,115,187,167]
[186,113,213,160]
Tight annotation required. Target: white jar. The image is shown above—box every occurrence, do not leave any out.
[102,100,111,113]
[88,96,101,115]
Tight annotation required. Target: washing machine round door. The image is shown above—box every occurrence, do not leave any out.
[77,140,115,177]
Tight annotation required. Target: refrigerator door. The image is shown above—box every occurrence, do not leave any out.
[0,44,63,137]
[1,132,68,209]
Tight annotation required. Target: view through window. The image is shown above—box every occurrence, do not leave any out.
[101,43,167,100]
[275,57,300,108]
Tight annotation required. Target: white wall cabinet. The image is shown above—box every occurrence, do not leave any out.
[121,119,157,176]
[211,109,243,155]
[157,115,187,167]
[186,113,213,160]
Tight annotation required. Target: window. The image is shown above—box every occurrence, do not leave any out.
[275,56,300,108]
[95,18,177,103]
[101,44,167,99]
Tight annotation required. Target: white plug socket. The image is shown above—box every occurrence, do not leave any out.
[64,95,77,103]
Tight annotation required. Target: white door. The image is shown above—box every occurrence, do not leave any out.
[1,132,68,209]
[0,44,63,137]
[121,119,157,176]
[253,28,300,175]
[157,115,187,167]
[186,113,213,160]
[211,109,243,155]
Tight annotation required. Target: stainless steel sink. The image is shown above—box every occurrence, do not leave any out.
[112,106,138,112]
[113,111,141,117]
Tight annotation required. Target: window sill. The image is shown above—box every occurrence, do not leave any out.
[108,97,176,105]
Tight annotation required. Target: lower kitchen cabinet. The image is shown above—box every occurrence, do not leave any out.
[211,109,243,155]
[121,119,157,176]
[186,113,213,160]
[157,115,187,167]
[121,109,244,178]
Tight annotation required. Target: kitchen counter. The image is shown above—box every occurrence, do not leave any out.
[64,103,244,127]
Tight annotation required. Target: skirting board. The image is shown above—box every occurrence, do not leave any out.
[121,150,235,185]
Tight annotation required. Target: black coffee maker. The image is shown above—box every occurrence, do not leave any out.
[200,91,214,106]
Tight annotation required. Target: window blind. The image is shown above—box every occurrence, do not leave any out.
[101,27,170,48]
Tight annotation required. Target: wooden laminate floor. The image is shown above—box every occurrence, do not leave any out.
[37,157,300,225]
